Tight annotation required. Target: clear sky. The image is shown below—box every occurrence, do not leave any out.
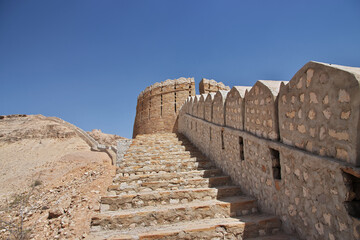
[1,0,359,138]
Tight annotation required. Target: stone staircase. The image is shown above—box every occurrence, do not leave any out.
[88,133,297,239]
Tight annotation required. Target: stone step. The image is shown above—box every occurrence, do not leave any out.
[119,157,210,168]
[126,146,188,153]
[101,187,246,211]
[128,143,198,150]
[89,214,282,240]
[123,151,204,159]
[109,184,241,197]
[116,161,216,175]
[246,233,299,240]
[109,175,232,193]
[91,197,259,230]
[114,169,223,182]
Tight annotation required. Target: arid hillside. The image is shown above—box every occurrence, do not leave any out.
[0,114,118,239]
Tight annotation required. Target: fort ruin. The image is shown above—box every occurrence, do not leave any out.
[129,61,360,239]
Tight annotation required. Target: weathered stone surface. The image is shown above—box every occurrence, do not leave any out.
[212,90,229,126]
[133,78,195,138]
[225,86,251,130]
[89,133,294,239]
[205,93,216,122]
[278,61,360,165]
[199,78,230,94]
[245,80,287,140]
[128,61,360,240]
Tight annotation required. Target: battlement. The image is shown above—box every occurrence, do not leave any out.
[176,61,360,239]
[199,78,230,94]
[133,77,195,137]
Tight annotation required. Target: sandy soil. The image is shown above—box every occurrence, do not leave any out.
[0,115,117,239]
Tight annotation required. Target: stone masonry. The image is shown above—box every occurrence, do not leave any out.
[178,61,360,239]
[96,61,360,240]
[89,133,297,239]
[133,78,195,138]
[199,78,231,94]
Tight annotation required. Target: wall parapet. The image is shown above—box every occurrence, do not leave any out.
[177,61,360,239]
[199,78,230,94]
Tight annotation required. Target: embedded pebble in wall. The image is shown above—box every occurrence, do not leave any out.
[278,61,360,165]
[245,80,287,140]
[177,61,360,240]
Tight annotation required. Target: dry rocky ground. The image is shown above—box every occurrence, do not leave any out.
[0,115,118,239]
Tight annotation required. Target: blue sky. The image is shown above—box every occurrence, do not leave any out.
[1,0,359,138]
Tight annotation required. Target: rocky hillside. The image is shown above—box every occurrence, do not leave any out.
[87,129,125,146]
[0,114,118,239]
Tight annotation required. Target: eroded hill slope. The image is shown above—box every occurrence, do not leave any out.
[0,114,117,239]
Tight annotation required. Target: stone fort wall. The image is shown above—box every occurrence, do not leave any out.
[132,77,195,137]
[199,78,230,94]
[177,61,360,239]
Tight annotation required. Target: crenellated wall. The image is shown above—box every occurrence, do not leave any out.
[278,61,360,166]
[199,78,230,94]
[225,86,251,130]
[245,80,287,140]
[177,61,360,240]
[132,77,195,137]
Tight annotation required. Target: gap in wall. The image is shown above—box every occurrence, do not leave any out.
[270,148,281,180]
[343,171,360,220]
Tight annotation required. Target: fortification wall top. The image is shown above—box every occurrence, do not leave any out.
[197,94,207,119]
[204,93,216,122]
[192,95,201,117]
[225,86,252,130]
[244,80,287,140]
[212,90,229,126]
[199,78,230,94]
[177,61,360,240]
[279,61,360,165]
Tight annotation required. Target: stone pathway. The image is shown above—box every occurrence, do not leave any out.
[88,133,298,239]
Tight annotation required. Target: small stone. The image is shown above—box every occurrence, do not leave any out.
[329,129,349,141]
[323,213,331,226]
[336,148,349,161]
[339,221,348,231]
[286,111,295,119]
[310,92,318,103]
[341,111,351,120]
[306,69,314,87]
[339,89,350,103]
[297,78,303,89]
[297,125,306,134]
[285,166,291,174]
[319,127,326,140]
[323,95,329,105]
[323,108,332,119]
[308,109,316,120]
[266,179,272,186]
[329,233,335,240]
[303,172,309,181]
[288,205,297,216]
[48,207,64,219]
[309,128,316,137]
[300,93,305,102]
